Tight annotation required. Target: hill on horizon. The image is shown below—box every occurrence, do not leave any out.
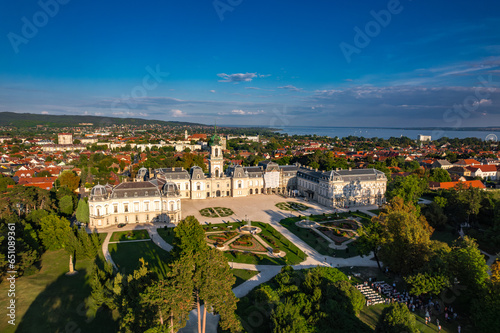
[0,112,206,128]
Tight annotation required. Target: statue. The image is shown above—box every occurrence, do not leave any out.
[69,255,74,273]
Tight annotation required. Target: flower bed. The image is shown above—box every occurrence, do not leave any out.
[229,236,267,252]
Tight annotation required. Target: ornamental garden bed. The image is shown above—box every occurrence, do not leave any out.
[275,202,310,211]
[199,207,234,218]
[229,235,267,252]
[206,231,238,244]
[320,219,359,230]
[317,226,356,244]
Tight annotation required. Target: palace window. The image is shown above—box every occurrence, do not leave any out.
[155,202,160,211]
[114,205,118,213]
[115,217,118,223]
[124,204,128,213]
[135,215,139,222]
[134,203,139,212]
[144,202,149,211]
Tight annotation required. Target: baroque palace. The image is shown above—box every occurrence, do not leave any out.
[88,133,387,228]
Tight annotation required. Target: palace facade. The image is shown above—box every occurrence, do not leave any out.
[89,132,386,228]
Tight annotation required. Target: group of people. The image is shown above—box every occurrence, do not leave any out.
[363,279,462,332]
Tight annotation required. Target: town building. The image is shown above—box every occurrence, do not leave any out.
[89,131,387,228]
[58,133,73,145]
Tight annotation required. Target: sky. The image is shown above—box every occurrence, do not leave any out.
[1,0,500,128]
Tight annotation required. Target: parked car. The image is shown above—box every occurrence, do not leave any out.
[117,223,126,228]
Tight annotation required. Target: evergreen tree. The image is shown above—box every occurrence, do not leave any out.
[75,199,90,224]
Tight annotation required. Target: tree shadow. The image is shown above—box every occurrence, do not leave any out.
[17,267,118,333]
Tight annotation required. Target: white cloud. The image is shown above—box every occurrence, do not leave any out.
[474,99,493,106]
[219,109,266,116]
[278,85,302,92]
[41,111,49,114]
[210,90,216,93]
[217,72,270,83]
[171,109,186,117]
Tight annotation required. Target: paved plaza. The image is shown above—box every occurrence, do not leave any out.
[98,194,380,333]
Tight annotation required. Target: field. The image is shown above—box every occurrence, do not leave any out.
[359,303,471,333]
[108,241,171,279]
[0,250,117,333]
[109,229,150,242]
[231,269,259,287]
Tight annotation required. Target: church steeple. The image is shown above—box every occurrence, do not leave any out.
[209,123,223,178]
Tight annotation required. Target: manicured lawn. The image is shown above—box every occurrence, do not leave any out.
[157,227,176,245]
[368,209,381,215]
[359,303,472,333]
[108,241,171,279]
[231,269,259,287]
[280,216,360,258]
[0,250,117,333]
[110,229,150,242]
[208,221,306,265]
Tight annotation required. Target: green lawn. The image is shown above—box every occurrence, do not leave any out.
[156,227,176,245]
[359,303,472,333]
[368,209,381,215]
[279,216,360,258]
[110,229,150,242]
[231,269,259,287]
[108,241,171,279]
[207,221,306,265]
[0,250,117,333]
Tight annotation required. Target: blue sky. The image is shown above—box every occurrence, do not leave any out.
[1,0,500,128]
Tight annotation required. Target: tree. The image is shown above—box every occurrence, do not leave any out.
[386,174,427,204]
[271,300,309,333]
[170,216,241,333]
[36,170,52,178]
[424,202,448,230]
[173,215,207,257]
[58,171,80,192]
[357,219,385,271]
[377,199,434,275]
[429,168,451,182]
[58,195,74,216]
[447,236,489,291]
[75,199,89,224]
[0,175,15,191]
[141,259,193,332]
[375,303,418,333]
[39,214,72,250]
[193,248,240,333]
[491,259,500,285]
[404,273,450,296]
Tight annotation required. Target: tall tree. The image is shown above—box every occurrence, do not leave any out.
[377,199,434,275]
[75,199,90,224]
[357,218,385,271]
[58,195,74,216]
[58,171,80,192]
[39,214,72,250]
[446,236,489,292]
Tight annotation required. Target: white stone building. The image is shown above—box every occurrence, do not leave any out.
[88,179,181,229]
